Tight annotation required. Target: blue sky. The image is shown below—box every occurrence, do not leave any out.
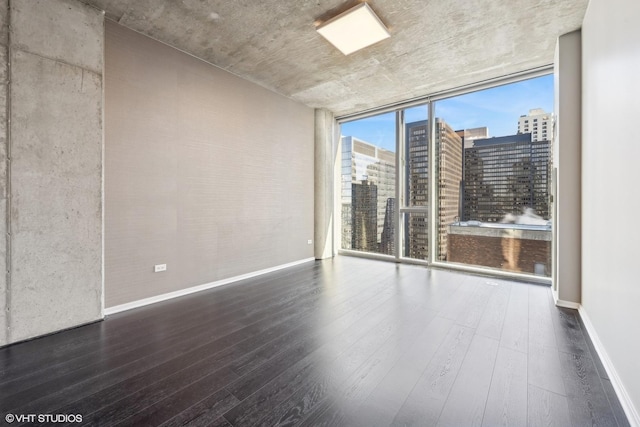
[340,74,554,152]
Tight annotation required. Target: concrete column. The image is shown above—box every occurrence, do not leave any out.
[0,0,8,346]
[314,109,337,259]
[6,0,103,344]
[333,133,342,257]
[552,30,582,306]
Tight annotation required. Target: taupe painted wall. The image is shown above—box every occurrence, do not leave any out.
[582,0,640,419]
[104,22,314,308]
[3,0,103,345]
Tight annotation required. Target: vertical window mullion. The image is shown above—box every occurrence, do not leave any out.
[427,100,437,264]
[395,110,404,261]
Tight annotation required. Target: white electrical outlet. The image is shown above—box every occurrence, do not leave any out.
[154,264,167,272]
[307,239,313,245]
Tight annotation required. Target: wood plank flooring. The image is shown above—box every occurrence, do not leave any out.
[0,256,629,426]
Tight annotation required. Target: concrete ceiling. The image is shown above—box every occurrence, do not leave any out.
[81,0,589,117]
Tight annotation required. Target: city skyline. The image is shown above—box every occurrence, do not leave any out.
[340,77,554,271]
[340,74,554,152]
[341,113,552,269]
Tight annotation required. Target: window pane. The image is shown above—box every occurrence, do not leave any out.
[340,113,396,255]
[402,211,428,260]
[402,105,430,261]
[434,75,553,276]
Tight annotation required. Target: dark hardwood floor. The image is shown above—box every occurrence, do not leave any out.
[0,256,630,426]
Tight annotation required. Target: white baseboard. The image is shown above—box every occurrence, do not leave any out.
[104,258,315,316]
[578,305,640,427]
[555,299,580,309]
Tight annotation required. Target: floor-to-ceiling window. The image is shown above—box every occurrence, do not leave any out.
[434,76,553,277]
[339,73,554,280]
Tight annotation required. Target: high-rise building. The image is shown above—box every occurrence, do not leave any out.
[518,108,554,142]
[405,121,428,259]
[456,127,489,148]
[351,180,378,251]
[380,198,396,255]
[462,133,551,222]
[406,119,463,261]
[436,120,464,261]
[341,136,396,254]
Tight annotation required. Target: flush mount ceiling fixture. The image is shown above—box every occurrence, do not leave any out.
[316,2,390,55]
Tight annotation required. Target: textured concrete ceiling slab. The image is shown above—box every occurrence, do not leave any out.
[83,0,589,116]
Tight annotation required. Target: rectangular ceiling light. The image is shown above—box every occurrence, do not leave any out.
[316,2,390,55]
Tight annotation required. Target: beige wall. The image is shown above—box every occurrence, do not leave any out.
[582,0,640,421]
[104,21,314,308]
